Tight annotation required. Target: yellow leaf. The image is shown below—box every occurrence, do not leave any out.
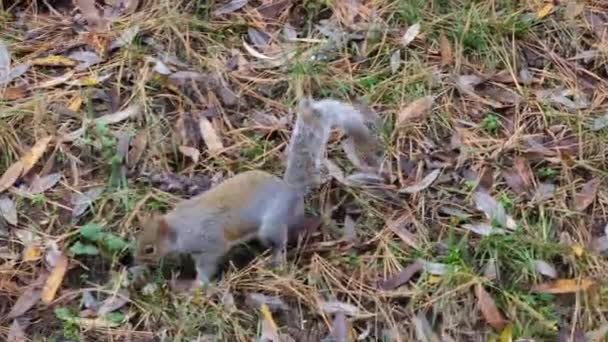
[427,275,442,284]
[79,76,102,86]
[532,278,595,294]
[31,55,77,67]
[21,136,53,175]
[475,283,506,331]
[22,245,43,262]
[68,96,83,112]
[500,323,513,342]
[0,161,24,193]
[571,244,584,257]
[41,254,69,304]
[537,3,554,19]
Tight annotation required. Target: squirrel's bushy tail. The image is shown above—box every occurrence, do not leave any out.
[283,97,380,193]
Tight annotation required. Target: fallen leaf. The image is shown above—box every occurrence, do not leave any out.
[199,117,224,155]
[573,178,600,211]
[71,187,104,218]
[109,25,140,50]
[399,169,440,193]
[483,258,499,281]
[41,254,69,304]
[397,96,435,126]
[21,136,53,175]
[68,95,83,112]
[69,50,102,70]
[22,245,43,262]
[499,324,513,342]
[533,260,557,279]
[386,217,420,249]
[379,260,424,290]
[402,23,421,47]
[421,260,448,275]
[318,300,360,316]
[151,58,172,75]
[565,2,585,21]
[531,278,595,294]
[178,145,200,163]
[97,292,129,315]
[532,183,555,203]
[8,320,26,342]
[259,303,280,342]
[413,313,441,342]
[7,272,48,318]
[389,50,401,74]
[0,196,17,225]
[67,73,113,86]
[590,113,608,131]
[537,3,554,19]
[536,88,589,110]
[472,190,517,230]
[502,157,533,193]
[246,293,288,311]
[1,86,28,100]
[213,0,248,16]
[127,131,148,167]
[30,55,76,67]
[27,173,62,194]
[95,104,142,125]
[475,283,506,330]
[0,161,25,193]
[439,32,452,66]
[0,39,10,83]
[342,215,357,243]
[461,222,504,236]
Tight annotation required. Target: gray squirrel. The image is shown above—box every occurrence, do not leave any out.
[134,97,381,286]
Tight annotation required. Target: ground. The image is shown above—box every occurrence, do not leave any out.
[1,0,608,341]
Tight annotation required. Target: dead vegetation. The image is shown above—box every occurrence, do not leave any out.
[1,0,608,341]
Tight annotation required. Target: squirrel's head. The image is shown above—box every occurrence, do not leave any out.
[134,214,176,264]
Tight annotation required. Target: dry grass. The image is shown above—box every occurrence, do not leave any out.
[1,0,608,341]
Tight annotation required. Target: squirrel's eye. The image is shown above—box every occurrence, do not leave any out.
[144,245,155,254]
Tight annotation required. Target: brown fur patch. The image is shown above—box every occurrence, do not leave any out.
[223,225,256,241]
[158,218,177,242]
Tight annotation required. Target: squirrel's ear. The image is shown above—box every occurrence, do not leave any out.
[157,218,177,242]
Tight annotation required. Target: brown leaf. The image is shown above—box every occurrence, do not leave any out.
[386,217,420,249]
[502,157,533,193]
[0,161,25,193]
[379,260,424,290]
[199,117,224,155]
[1,86,28,100]
[439,33,452,66]
[127,130,148,168]
[7,272,48,319]
[397,96,434,126]
[95,104,141,125]
[178,145,200,163]
[573,178,600,211]
[8,320,26,342]
[475,283,506,330]
[41,254,69,304]
[21,136,52,175]
[531,278,595,294]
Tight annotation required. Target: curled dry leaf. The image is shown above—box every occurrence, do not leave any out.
[401,23,421,47]
[41,254,69,304]
[213,0,248,16]
[472,190,516,230]
[379,260,424,290]
[475,283,506,331]
[95,104,142,125]
[397,96,434,126]
[532,260,557,279]
[97,292,129,315]
[27,173,62,194]
[531,278,595,294]
[21,136,53,175]
[246,293,288,311]
[461,222,504,236]
[199,117,224,155]
[0,196,17,225]
[0,161,25,193]
[389,50,401,74]
[573,178,600,211]
[318,300,360,317]
[439,32,452,66]
[179,145,200,163]
[399,169,440,194]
